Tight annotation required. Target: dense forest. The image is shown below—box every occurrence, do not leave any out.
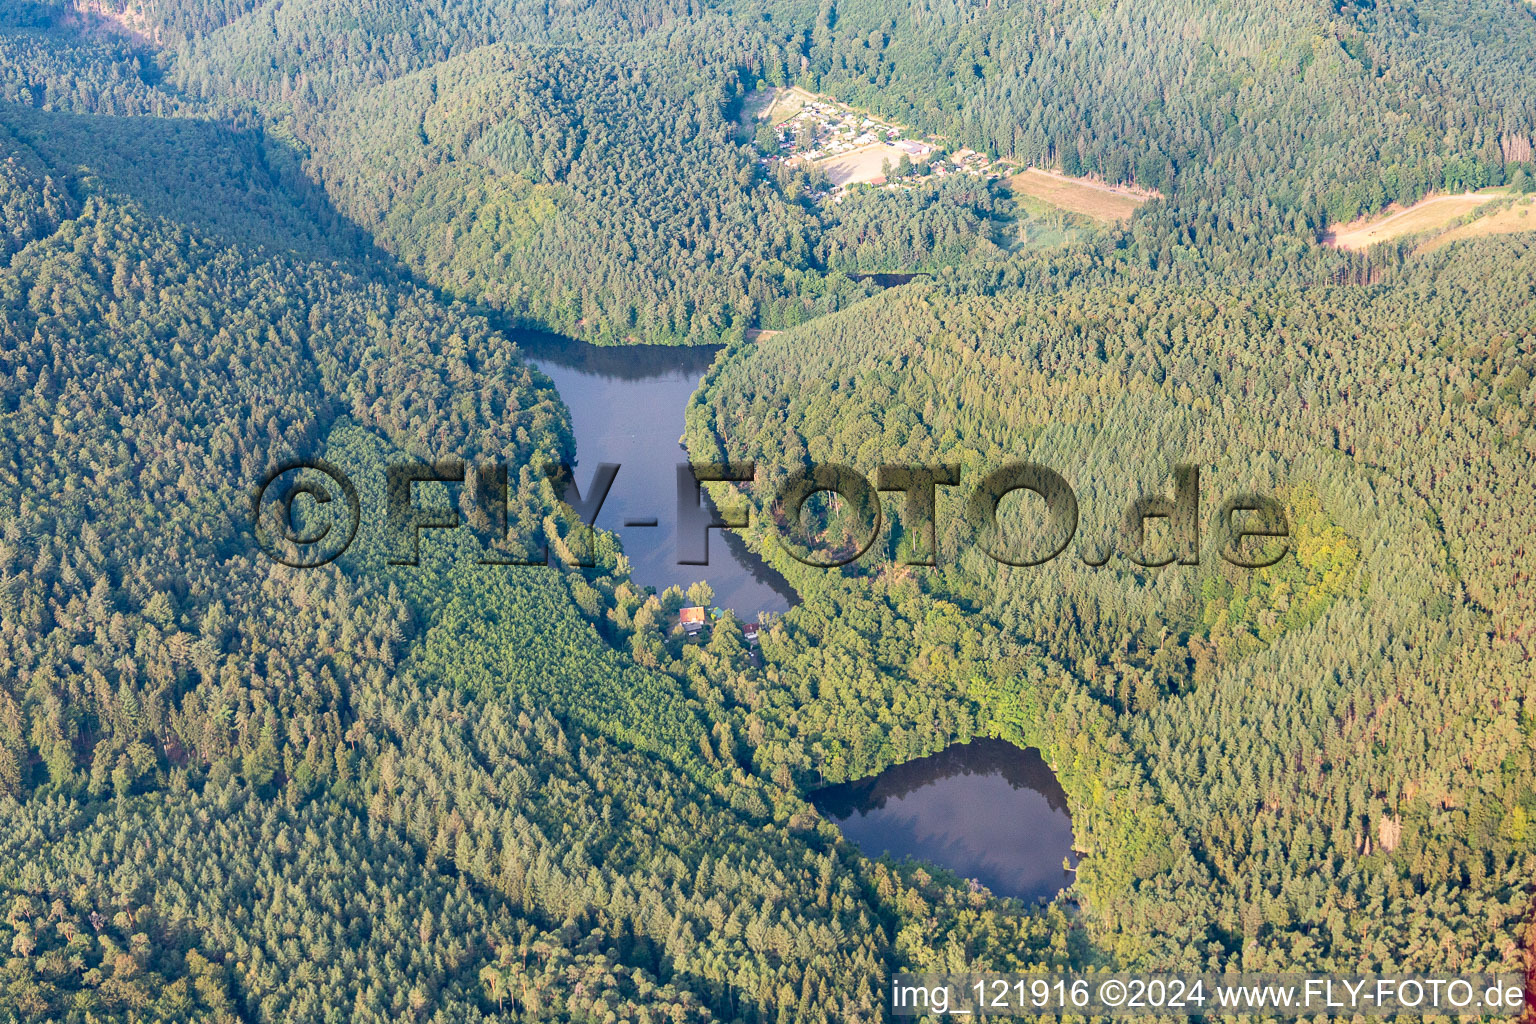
[136,0,1536,341]
[0,0,1534,1019]
[686,233,1536,971]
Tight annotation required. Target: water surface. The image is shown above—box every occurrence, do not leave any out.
[519,336,796,615]
[810,738,1077,902]
[849,271,928,287]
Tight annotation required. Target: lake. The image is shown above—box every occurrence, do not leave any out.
[519,336,797,616]
[809,738,1077,902]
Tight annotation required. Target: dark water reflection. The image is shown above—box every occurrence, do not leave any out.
[517,335,797,615]
[848,271,928,287]
[810,738,1077,902]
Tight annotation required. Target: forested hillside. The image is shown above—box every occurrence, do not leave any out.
[781,0,1536,212]
[686,234,1536,971]
[0,98,874,1023]
[307,43,889,343]
[0,21,1078,1021]
[0,0,1534,1019]
[143,0,1536,342]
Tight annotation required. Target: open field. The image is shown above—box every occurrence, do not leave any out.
[1004,168,1148,222]
[765,87,815,124]
[814,143,913,186]
[741,86,813,126]
[1416,196,1536,252]
[1325,189,1506,249]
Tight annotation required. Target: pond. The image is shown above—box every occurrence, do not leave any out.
[810,738,1077,902]
[518,335,797,616]
[848,271,929,287]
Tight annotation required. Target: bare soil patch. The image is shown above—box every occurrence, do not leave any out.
[813,143,912,186]
[1325,190,1505,250]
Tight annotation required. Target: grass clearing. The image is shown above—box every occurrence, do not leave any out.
[741,86,812,127]
[1415,196,1536,252]
[1325,189,1506,250]
[1004,168,1147,223]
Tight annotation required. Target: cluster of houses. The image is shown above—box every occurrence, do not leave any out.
[931,147,1011,181]
[761,98,937,167]
[755,93,1014,197]
[678,605,761,648]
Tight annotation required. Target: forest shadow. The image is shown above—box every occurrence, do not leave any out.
[0,104,378,262]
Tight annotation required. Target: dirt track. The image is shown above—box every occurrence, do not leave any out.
[1325,191,1503,250]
